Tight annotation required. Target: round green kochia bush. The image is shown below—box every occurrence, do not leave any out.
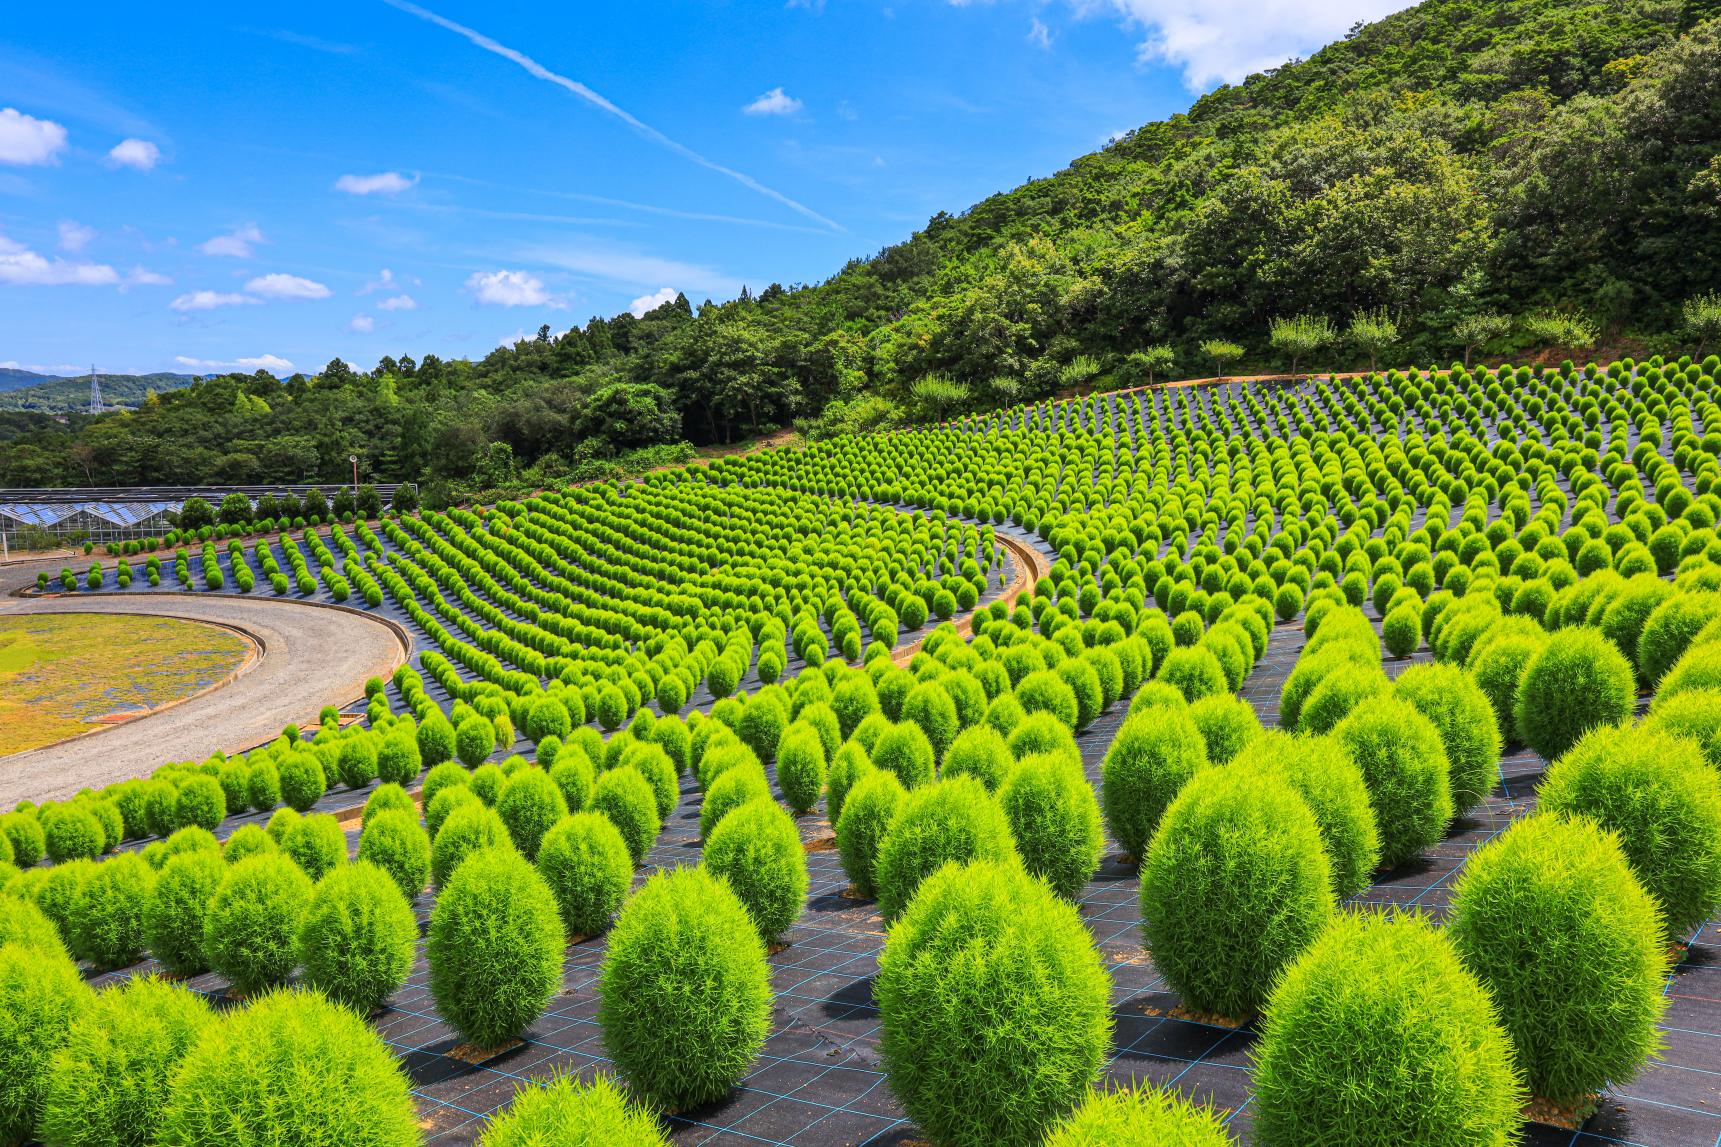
[1382,602,1422,657]
[39,975,213,1147]
[336,736,378,789]
[154,988,419,1147]
[362,784,413,827]
[826,742,872,826]
[1101,706,1209,862]
[222,823,276,863]
[32,859,95,940]
[1515,627,1636,761]
[1393,663,1502,816]
[1016,669,1081,728]
[698,761,770,840]
[143,850,227,977]
[1333,695,1454,870]
[536,812,632,938]
[456,714,498,768]
[1449,814,1665,1103]
[67,851,156,970]
[736,697,788,763]
[432,802,510,889]
[591,767,662,865]
[941,724,1014,791]
[598,866,771,1110]
[835,769,907,899]
[429,847,565,1049]
[902,681,961,760]
[375,733,421,787]
[1155,646,1229,703]
[1140,767,1335,1019]
[478,1073,669,1147]
[173,776,225,832]
[620,743,679,821]
[1253,910,1525,1146]
[0,813,45,868]
[775,723,826,814]
[421,760,470,811]
[1231,732,1380,899]
[425,784,479,840]
[1646,687,1721,769]
[875,776,1020,923]
[704,798,809,942]
[871,721,936,789]
[281,813,346,881]
[357,810,431,900]
[277,751,326,812]
[549,752,595,812]
[497,767,569,861]
[1471,630,1546,747]
[1186,693,1262,765]
[41,804,103,864]
[998,753,1103,899]
[1042,1086,1231,1147]
[1539,724,1721,940]
[470,762,506,806]
[0,894,64,958]
[877,859,1111,1147]
[297,861,417,1013]
[0,942,94,1146]
[203,854,314,995]
[1297,662,1390,736]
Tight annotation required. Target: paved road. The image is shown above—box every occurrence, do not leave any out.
[0,583,407,806]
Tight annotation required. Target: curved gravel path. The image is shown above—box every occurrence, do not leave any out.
[0,590,407,806]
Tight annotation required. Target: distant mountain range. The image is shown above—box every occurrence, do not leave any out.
[0,369,204,414]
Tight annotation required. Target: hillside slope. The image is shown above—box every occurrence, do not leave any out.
[0,372,201,413]
[3,0,1716,492]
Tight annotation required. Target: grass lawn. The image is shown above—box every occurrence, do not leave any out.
[0,614,253,756]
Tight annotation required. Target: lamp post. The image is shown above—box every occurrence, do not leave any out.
[349,455,358,504]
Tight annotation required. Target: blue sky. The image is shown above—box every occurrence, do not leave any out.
[0,0,1404,377]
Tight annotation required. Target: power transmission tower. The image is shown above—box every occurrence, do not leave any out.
[88,365,103,415]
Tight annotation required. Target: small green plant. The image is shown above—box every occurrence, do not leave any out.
[143,850,228,977]
[202,854,314,995]
[536,811,633,938]
[1100,706,1209,861]
[775,723,827,814]
[1186,693,1262,765]
[1231,732,1381,898]
[431,802,510,889]
[598,866,771,1109]
[590,767,662,864]
[998,752,1104,898]
[835,768,907,898]
[496,767,569,861]
[1382,602,1421,656]
[941,724,1014,790]
[428,847,565,1049]
[1333,695,1453,869]
[357,809,432,900]
[281,812,346,881]
[1449,814,1665,1104]
[67,852,156,971]
[154,989,419,1146]
[704,798,809,942]
[298,861,418,1012]
[875,776,1020,921]
[478,1073,669,1147]
[1514,627,1636,761]
[456,713,498,768]
[698,759,771,840]
[41,804,104,864]
[1539,724,1721,940]
[0,942,94,1146]
[877,859,1111,1146]
[39,975,213,1147]
[870,721,936,789]
[1253,911,1524,1145]
[1043,1085,1232,1146]
[277,751,327,812]
[1394,663,1502,816]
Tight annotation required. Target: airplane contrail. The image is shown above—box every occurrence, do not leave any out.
[380,0,844,233]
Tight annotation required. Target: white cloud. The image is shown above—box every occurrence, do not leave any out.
[0,232,121,286]
[376,293,418,311]
[170,290,260,312]
[107,138,161,170]
[199,224,265,258]
[1028,16,1052,47]
[0,361,84,375]
[1082,0,1410,90]
[57,220,95,252]
[743,87,803,116]
[244,273,331,300]
[125,266,172,287]
[173,354,294,373]
[349,313,376,332]
[360,267,420,294]
[465,269,553,307]
[334,171,419,195]
[0,108,68,166]
[629,287,679,318]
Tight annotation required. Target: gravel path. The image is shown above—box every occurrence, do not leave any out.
[0,590,407,805]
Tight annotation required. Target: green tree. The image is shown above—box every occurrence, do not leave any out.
[218,492,252,526]
[1685,292,1721,357]
[177,496,215,530]
[356,484,383,519]
[1347,308,1399,372]
[1269,314,1336,377]
[1131,345,1176,386]
[909,376,971,422]
[391,483,420,514]
[1454,312,1512,368]
[1200,340,1244,380]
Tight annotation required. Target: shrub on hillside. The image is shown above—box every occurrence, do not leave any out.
[1333,696,1453,869]
[67,852,156,971]
[496,768,569,861]
[999,752,1104,899]
[154,989,418,1146]
[39,975,212,1147]
[277,751,327,812]
[1297,662,1389,735]
[1043,1086,1231,1147]
[429,847,565,1049]
[336,736,379,790]
[298,861,417,1012]
[878,859,1111,1146]
[203,854,313,995]
[173,776,225,832]
[598,867,771,1109]
[1383,603,1422,657]
[698,760,771,840]
[431,802,510,889]
[1140,767,1334,1018]
[478,1074,668,1147]
[705,798,809,942]
[591,767,662,864]
[825,742,873,826]
[281,812,346,881]
[41,804,103,864]
[1394,663,1502,816]
[0,894,65,958]
[1515,627,1636,761]
[1187,693,1263,764]
[1540,724,1721,940]
[456,714,498,768]
[536,812,632,938]
[775,723,826,814]
[143,850,226,977]
[1231,732,1380,898]
[870,721,936,789]
[1646,687,1721,769]
[1101,706,1209,861]
[1449,815,1665,1103]
[376,733,421,787]
[361,782,414,826]
[0,942,94,1146]
[875,776,1019,922]
[1156,646,1229,703]
[835,769,907,899]
[355,809,431,900]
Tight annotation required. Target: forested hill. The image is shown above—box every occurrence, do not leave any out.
[4,0,1718,496]
[0,371,201,413]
